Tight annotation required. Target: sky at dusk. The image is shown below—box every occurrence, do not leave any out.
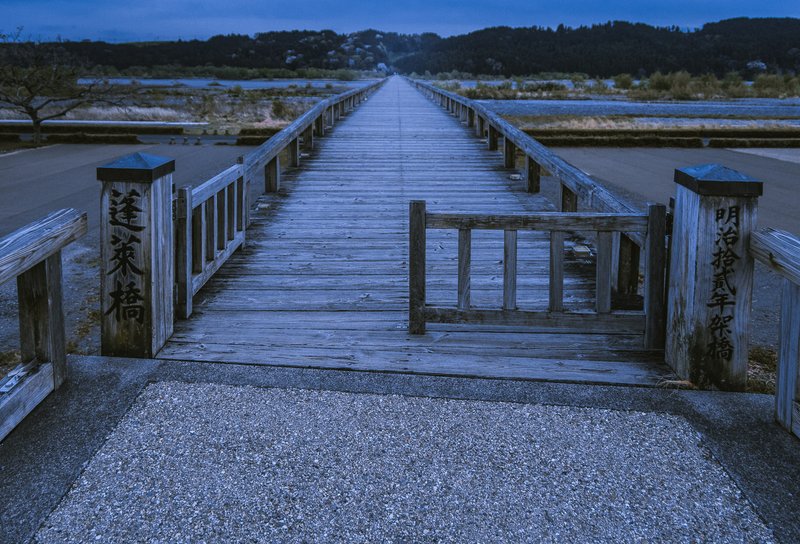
[3,0,799,42]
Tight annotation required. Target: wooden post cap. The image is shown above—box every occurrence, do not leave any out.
[674,163,762,197]
[97,152,175,182]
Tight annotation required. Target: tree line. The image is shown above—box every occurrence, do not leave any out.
[5,18,798,79]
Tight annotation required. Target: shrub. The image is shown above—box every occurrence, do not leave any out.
[613,73,633,90]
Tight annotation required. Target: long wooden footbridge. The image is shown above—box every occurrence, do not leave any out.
[3,75,800,441]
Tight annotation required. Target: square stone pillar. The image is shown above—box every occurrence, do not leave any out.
[666,164,762,390]
[97,153,175,358]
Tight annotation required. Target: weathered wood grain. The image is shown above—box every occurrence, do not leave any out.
[0,209,87,285]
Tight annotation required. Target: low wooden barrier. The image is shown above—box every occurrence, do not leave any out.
[0,209,87,441]
[410,78,647,296]
[409,201,666,349]
[175,162,247,318]
[750,228,800,438]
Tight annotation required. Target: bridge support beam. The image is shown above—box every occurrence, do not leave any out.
[97,153,175,358]
[666,164,762,390]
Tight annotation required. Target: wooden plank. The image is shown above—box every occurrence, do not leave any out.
[549,232,566,313]
[205,196,216,261]
[426,212,647,232]
[644,203,667,350]
[423,307,645,332]
[503,230,517,310]
[0,209,87,286]
[0,362,54,442]
[596,231,613,314]
[457,228,471,310]
[409,200,426,334]
[776,279,800,432]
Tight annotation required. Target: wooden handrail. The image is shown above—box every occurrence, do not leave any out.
[0,209,87,285]
[0,208,87,441]
[750,227,800,437]
[750,228,800,285]
[409,78,644,245]
[243,78,386,180]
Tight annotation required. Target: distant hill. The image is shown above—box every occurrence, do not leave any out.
[54,18,800,77]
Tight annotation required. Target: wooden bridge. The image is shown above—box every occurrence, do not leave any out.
[158,76,670,384]
[3,75,800,441]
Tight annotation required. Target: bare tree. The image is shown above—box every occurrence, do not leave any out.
[0,29,112,144]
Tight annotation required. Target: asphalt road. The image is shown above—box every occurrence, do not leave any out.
[0,143,256,236]
[553,147,800,233]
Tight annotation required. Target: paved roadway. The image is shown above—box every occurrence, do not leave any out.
[554,147,800,234]
[0,143,256,236]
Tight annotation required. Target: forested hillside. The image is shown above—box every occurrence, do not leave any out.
[46,18,800,77]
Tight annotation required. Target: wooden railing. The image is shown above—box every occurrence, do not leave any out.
[243,78,386,192]
[750,228,800,438]
[0,208,87,441]
[173,78,386,319]
[410,78,648,295]
[175,162,247,318]
[409,201,666,349]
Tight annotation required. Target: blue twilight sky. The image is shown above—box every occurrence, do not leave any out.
[2,0,799,42]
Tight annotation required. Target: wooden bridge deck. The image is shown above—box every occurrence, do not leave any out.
[158,77,674,386]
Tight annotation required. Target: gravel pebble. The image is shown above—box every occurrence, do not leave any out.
[34,382,775,543]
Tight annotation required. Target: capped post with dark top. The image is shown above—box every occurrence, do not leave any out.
[98,152,175,358]
[666,163,763,390]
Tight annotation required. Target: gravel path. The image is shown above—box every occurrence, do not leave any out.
[35,382,774,543]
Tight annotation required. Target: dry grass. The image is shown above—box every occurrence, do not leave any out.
[64,106,192,122]
[0,350,21,380]
[748,346,778,394]
[511,115,800,132]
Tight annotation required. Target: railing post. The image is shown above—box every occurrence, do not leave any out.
[503,138,516,169]
[776,279,800,436]
[526,157,541,193]
[467,108,475,128]
[97,153,175,358]
[644,204,667,349]
[476,115,485,138]
[266,156,280,193]
[302,126,314,151]
[175,186,193,319]
[666,164,762,389]
[488,125,499,151]
[17,254,66,387]
[409,200,427,335]
[559,183,578,212]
